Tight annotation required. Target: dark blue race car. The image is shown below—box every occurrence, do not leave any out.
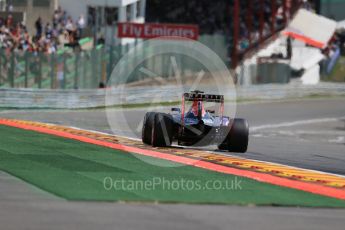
[142,91,249,153]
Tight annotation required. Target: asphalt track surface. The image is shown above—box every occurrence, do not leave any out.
[1,98,345,230]
[2,98,345,175]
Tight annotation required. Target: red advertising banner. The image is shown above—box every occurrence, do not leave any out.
[118,22,199,40]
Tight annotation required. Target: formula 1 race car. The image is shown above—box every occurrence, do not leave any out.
[142,91,249,153]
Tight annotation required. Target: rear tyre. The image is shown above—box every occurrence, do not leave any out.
[142,112,156,145]
[218,119,249,153]
[151,113,174,147]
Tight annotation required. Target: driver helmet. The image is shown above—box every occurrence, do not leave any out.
[190,100,206,117]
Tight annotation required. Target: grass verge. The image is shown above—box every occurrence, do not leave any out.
[0,125,345,207]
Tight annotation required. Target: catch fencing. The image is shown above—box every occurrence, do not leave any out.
[0,34,228,90]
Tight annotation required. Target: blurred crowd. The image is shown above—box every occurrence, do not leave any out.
[0,6,85,55]
[146,0,229,34]
[146,0,314,54]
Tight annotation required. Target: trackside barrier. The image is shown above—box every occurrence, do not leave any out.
[0,83,344,109]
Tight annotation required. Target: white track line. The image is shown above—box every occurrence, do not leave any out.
[211,150,345,179]
[251,117,345,132]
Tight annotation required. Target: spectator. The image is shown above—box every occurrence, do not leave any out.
[35,17,43,37]
[6,3,13,12]
[61,11,68,24]
[65,17,75,34]
[77,15,85,37]
[0,5,84,55]
[6,14,13,27]
[45,22,53,38]
[53,10,60,28]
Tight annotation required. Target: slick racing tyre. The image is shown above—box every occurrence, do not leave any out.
[218,119,249,153]
[142,112,156,145]
[151,113,174,147]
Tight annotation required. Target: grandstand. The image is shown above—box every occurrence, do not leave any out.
[146,0,304,67]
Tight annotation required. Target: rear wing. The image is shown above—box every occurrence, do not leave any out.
[183,92,224,103]
[181,91,225,126]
